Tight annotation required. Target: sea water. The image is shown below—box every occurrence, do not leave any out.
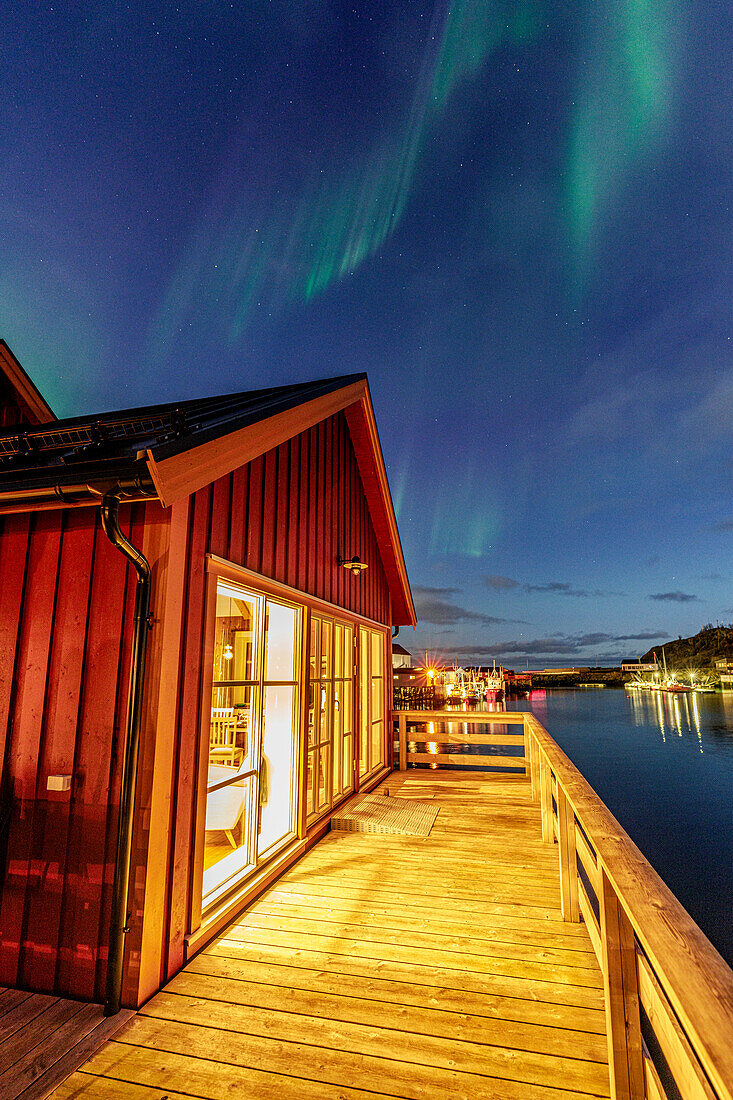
[408,687,733,967]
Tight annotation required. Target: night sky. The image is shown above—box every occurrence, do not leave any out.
[2,2,731,666]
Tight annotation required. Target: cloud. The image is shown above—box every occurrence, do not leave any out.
[617,631,669,641]
[648,591,700,603]
[483,576,623,598]
[412,588,514,627]
[713,520,733,532]
[525,581,590,596]
[680,369,733,444]
[413,585,461,597]
[445,629,668,662]
[484,575,520,590]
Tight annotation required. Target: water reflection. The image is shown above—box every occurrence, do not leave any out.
[627,688,707,751]
[528,687,733,968]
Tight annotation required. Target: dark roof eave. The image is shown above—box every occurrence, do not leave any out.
[0,457,156,512]
[147,374,366,464]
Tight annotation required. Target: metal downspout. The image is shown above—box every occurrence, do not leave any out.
[392,626,399,639]
[100,491,152,1016]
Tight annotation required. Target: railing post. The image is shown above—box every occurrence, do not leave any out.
[527,722,540,801]
[398,711,407,771]
[599,868,645,1100]
[556,788,580,922]
[522,717,531,786]
[540,753,554,843]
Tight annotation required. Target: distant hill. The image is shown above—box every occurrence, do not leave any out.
[641,624,733,669]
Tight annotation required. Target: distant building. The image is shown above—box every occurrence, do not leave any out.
[392,643,413,668]
[715,657,733,689]
[621,660,658,672]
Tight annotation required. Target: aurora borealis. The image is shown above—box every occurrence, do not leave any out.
[2,1,730,664]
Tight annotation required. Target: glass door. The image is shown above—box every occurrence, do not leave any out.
[358,626,386,779]
[306,614,355,822]
[203,582,262,906]
[258,600,300,858]
[333,621,355,801]
[203,579,300,910]
[306,616,332,822]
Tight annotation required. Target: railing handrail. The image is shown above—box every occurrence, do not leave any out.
[525,712,733,1100]
[393,707,733,1099]
[397,708,525,723]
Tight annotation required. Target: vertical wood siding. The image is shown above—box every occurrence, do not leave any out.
[162,410,391,983]
[0,505,140,1001]
[0,376,40,429]
[0,407,393,1003]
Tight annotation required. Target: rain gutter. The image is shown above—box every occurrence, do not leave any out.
[100,491,152,1016]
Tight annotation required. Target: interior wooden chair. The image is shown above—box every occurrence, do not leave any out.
[209,715,242,767]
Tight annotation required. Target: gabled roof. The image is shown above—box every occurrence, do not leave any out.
[0,341,56,425]
[0,371,415,624]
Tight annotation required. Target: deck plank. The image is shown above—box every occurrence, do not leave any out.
[48,769,610,1098]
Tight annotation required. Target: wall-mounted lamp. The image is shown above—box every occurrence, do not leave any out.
[338,554,368,577]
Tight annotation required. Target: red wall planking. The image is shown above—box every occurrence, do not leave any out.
[0,408,392,1003]
[0,507,137,1000]
[161,410,390,972]
[0,375,40,430]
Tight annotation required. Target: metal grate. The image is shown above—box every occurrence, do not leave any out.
[0,412,184,461]
[331,792,440,837]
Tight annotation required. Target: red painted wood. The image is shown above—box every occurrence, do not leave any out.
[245,456,263,575]
[0,514,31,771]
[275,442,289,583]
[208,474,231,560]
[261,448,277,579]
[0,407,394,1003]
[334,421,343,611]
[0,512,63,987]
[110,503,148,1005]
[314,422,324,600]
[54,511,130,1000]
[298,430,310,594]
[324,418,333,605]
[166,486,210,978]
[287,438,300,590]
[228,466,248,565]
[306,427,317,595]
[20,510,96,992]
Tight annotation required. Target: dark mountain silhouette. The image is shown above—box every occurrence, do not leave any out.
[642,624,733,669]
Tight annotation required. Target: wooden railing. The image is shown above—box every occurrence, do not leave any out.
[394,709,733,1100]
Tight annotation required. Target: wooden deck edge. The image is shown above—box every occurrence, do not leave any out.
[15,1006,134,1100]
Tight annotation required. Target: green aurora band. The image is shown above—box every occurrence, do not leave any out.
[150,0,678,416]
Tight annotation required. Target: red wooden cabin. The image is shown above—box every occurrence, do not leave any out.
[0,346,415,1012]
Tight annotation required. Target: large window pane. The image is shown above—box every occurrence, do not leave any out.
[316,746,331,813]
[359,627,369,777]
[308,614,356,821]
[265,602,297,681]
[202,770,257,901]
[204,581,299,910]
[258,684,297,855]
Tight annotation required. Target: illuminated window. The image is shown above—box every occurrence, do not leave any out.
[306,614,355,822]
[203,580,300,910]
[359,626,386,778]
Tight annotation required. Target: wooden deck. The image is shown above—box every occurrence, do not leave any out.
[0,988,132,1100]
[52,769,609,1099]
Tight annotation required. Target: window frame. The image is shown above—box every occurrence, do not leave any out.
[190,554,391,935]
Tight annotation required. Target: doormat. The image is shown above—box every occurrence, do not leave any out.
[331,792,439,837]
